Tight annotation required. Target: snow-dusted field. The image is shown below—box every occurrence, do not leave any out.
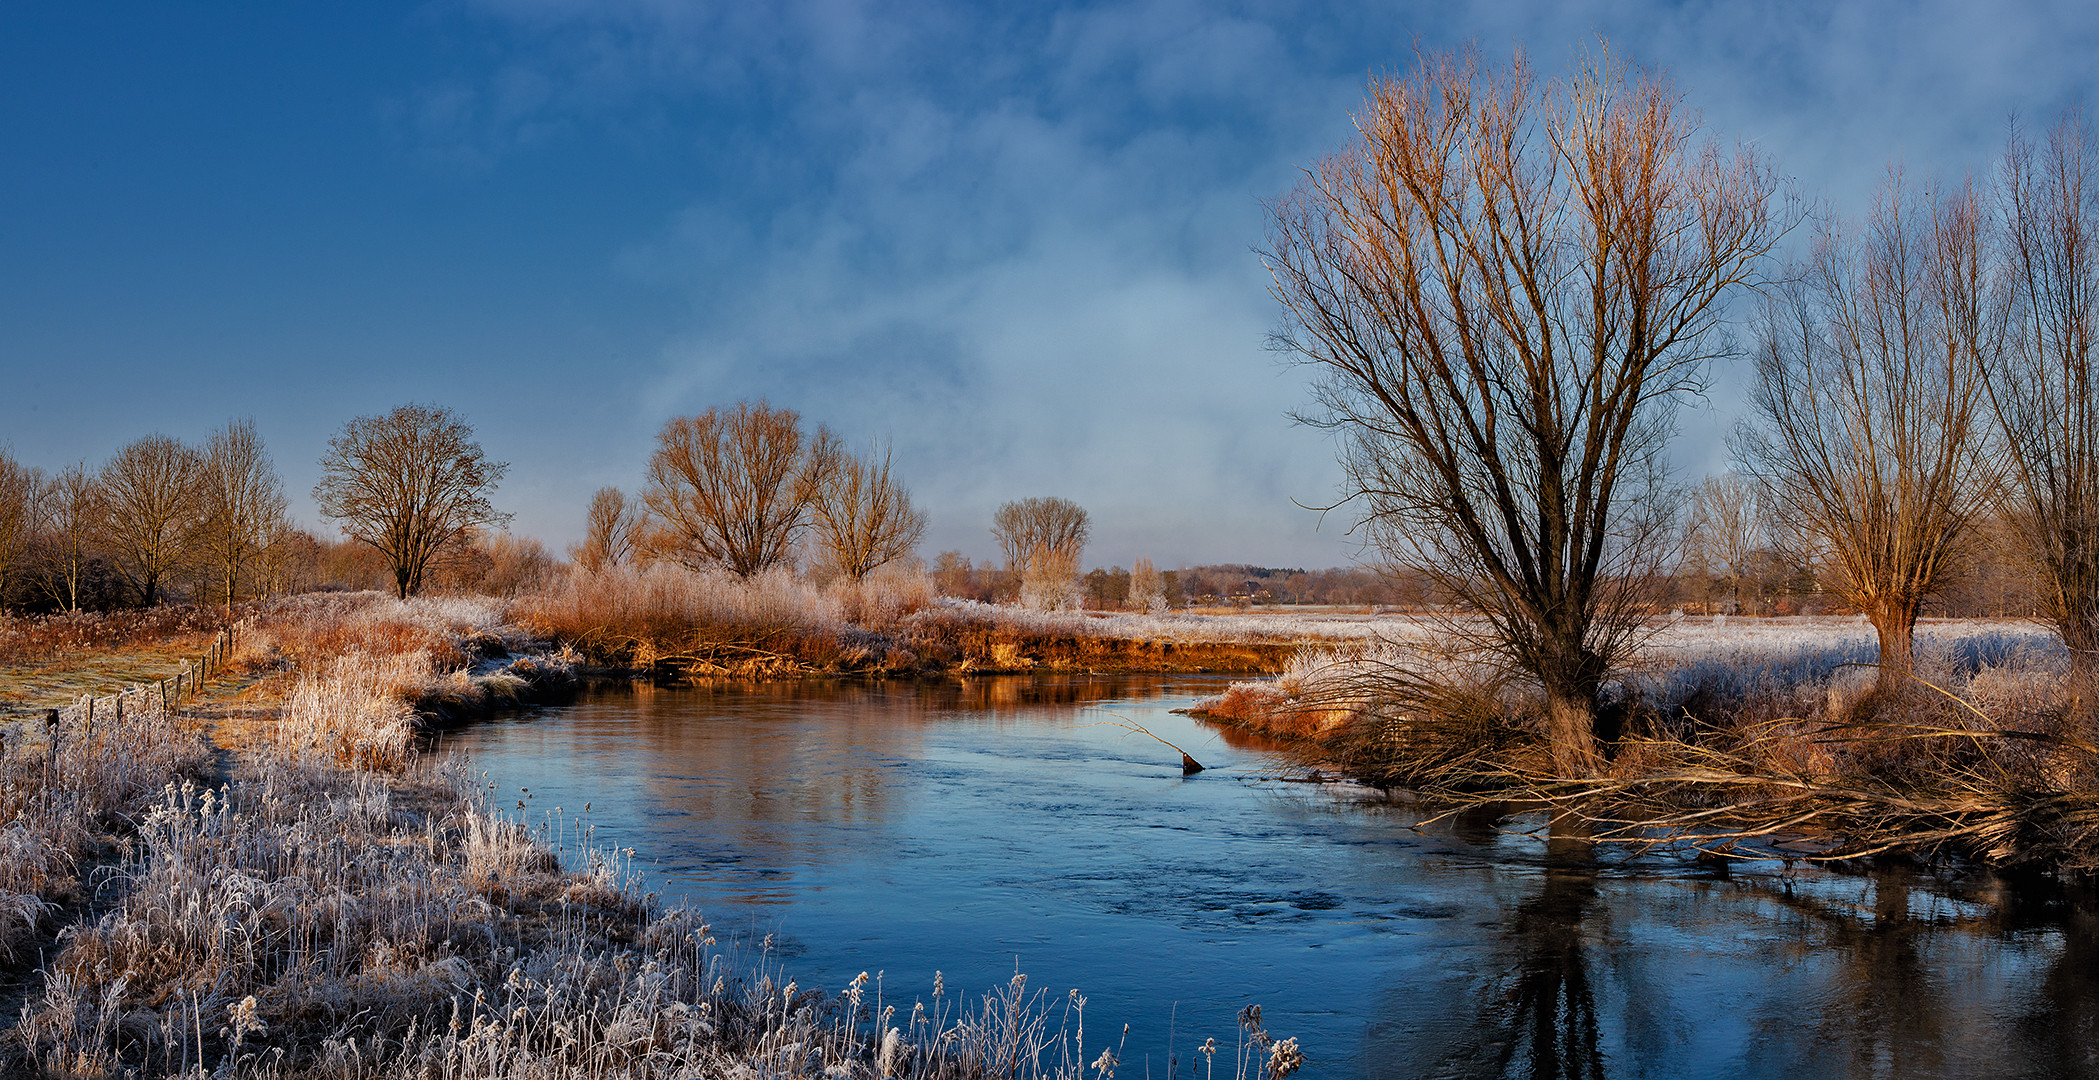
[945,600,2061,667]
[930,599,1441,643]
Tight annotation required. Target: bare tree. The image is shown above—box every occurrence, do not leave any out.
[99,434,204,606]
[810,441,927,581]
[1987,113,2099,694]
[1682,473,1765,614]
[1738,179,1998,694]
[0,449,43,609]
[643,401,826,577]
[1129,556,1166,613]
[314,405,509,600]
[1264,47,1784,773]
[40,463,103,612]
[572,486,641,573]
[991,496,1089,611]
[195,419,291,610]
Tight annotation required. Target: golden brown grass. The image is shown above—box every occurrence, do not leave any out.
[519,564,1300,678]
[1196,625,2099,871]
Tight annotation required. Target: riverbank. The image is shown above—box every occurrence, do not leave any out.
[1185,615,2099,874]
[0,595,1303,1079]
[517,564,1330,678]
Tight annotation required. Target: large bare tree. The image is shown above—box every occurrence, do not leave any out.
[1738,179,1998,694]
[643,401,826,577]
[1264,47,1784,773]
[991,496,1089,610]
[810,441,927,581]
[314,405,509,600]
[195,419,290,610]
[0,450,42,609]
[572,486,642,573]
[1987,114,2099,695]
[100,434,204,606]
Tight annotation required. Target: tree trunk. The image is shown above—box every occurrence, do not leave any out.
[1866,599,1919,698]
[2059,611,2099,736]
[1542,679,1604,777]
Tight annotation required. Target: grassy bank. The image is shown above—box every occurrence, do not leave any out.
[1188,615,2099,873]
[517,565,1326,678]
[0,594,1303,1079]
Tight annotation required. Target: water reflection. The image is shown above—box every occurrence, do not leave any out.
[1497,817,1605,1080]
[444,676,2099,1080]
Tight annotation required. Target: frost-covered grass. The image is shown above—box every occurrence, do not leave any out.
[1195,615,2076,774]
[1191,614,2099,867]
[920,599,1429,645]
[3,591,1304,1079]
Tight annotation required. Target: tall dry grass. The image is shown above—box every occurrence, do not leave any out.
[1194,616,2099,869]
[518,564,852,675]
[0,686,212,964]
[5,590,1302,1079]
[0,606,225,665]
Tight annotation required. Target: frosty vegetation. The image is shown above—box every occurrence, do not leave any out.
[0,594,1302,1079]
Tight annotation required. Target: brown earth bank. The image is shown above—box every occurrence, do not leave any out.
[1180,624,2099,879]
[0,592,1306,1079]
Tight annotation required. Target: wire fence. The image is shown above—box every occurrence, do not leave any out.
[34,622,243,742]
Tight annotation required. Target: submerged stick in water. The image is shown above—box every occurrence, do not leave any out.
[1084,714,1205,774]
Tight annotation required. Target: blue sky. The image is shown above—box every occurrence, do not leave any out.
[4,1,2097,568]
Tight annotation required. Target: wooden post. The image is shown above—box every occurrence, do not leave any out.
[44,708,59,781]
[115,693,123,725]
[85,696,93,740]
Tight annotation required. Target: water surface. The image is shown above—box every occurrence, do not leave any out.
[437,675,2099,1079]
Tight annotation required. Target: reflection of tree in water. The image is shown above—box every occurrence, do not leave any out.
[2016,903,2099,1076]
[1487,816,1607,1080]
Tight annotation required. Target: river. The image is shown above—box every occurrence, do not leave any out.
[435,674,2099,1079]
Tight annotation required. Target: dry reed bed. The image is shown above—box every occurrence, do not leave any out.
[518,565,1326,677]
[5,592,1302,1079]
[0,609,228,668]
[1191,616,2099,870]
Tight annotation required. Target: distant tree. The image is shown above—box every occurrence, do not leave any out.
[1129,557,1166,613]
[1265,47,1785,773]
[991,496,1090,611]
[643,401,826,577]
[573,486,641,573]
[479,532,557,596]
[810,441,927,581]
[257,523,325,599]
[39,463,103,612]
[0,450,43,609]
[932,550,972,596]
[1681,473,1765,615]
[1738,179,1998,694]
[314,405,510,600]
[99,434,204,606]
[195,419,291,610]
